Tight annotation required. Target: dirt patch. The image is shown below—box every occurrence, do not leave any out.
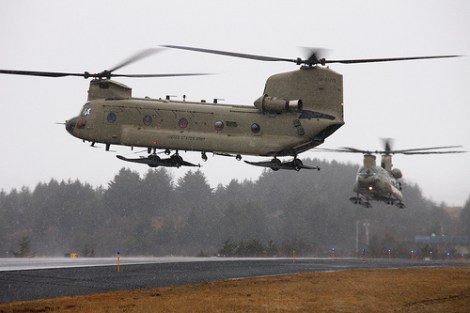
[1,267,470,313]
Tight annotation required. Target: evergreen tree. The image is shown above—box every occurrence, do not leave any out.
[0,160,467,257]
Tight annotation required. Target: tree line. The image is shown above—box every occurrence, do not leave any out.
[1,158,469,258]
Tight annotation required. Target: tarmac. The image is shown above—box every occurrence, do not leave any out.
[0,257,467,303]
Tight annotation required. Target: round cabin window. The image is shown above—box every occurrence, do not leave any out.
[214,120,224,131]
[251,123,261,134]
[179,117,188,128]
[107,112,117,123]
[143,115,153,126]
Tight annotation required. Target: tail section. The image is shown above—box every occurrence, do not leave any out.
[262,67,343,122]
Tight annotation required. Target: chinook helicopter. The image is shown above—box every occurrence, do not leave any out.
[0,46,460,170]
[323,139,465,208]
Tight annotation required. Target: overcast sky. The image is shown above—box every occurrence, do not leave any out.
[1,0,469,206]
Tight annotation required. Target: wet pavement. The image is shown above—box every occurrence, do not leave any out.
[0,257,467,303]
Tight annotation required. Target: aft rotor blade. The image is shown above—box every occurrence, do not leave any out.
[325,55,461,64]
[163,45,461,66]
[0,69,85,78]
[381,138,394,154]
[392,145,463,154]
[319,145,465,155]
[401,150,466,155]
[163,45,299,63]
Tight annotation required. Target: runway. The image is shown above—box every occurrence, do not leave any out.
[0,257,467,303]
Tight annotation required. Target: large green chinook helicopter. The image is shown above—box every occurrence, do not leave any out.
[0,46,459,170]
[323,139,465,208]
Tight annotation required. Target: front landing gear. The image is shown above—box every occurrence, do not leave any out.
[350,195,371,208]
[117,150,199,168]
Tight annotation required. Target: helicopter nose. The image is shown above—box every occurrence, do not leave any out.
[65,117,78,134]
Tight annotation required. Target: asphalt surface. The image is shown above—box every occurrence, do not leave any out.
[0,257,467,303]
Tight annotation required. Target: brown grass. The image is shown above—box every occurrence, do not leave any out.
[1,267,470,313]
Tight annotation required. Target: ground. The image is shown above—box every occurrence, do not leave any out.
[1,267,469,313]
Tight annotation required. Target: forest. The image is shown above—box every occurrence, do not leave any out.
[1,158,469,259]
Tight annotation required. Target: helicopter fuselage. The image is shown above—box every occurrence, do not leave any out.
[353,165,403,204]
[66,66,345,160]
[67,99,341,156]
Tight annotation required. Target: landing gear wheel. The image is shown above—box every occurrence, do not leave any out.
[148,154,161,161]
[171,154,183,167]
[270,158,281,171]
[293,159,303,171]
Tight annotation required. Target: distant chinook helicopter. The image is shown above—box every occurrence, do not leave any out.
[323,140,465,208]
[0,46,460,170]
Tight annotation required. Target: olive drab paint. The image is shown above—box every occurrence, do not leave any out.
[67,66,344,159]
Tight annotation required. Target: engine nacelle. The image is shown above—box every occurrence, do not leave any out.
[88,79,132,101]
[254,94,303,113]
[391,168,403,179]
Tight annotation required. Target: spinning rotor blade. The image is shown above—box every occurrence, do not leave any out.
[0,48,207,79]
[319,147,373,154]
[111,73,207,78]
[163,45,298,63]
[0,69,85,78]
[0,69,206,79]
[107,48,162,73]
[400,150,466,155]
[395,145,465,155]
[381,138,394,154]
[110,73,209,78]
[320,145,465,155]
[325,55,461,64]
[163,45,461,67]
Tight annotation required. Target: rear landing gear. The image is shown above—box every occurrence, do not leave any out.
[244,157,320,171]
[396,202,406,209]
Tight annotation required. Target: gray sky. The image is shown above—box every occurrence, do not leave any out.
[1,0,469,206]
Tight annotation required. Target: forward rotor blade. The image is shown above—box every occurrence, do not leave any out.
[1,48,168,80]
[317,147,371,154]
[111,72,210,78]
[108,48,163,73]
[0,69,85,78]
[0,69,208,79]
[338,147,373,154]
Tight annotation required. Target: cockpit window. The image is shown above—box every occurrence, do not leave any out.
[81,103,91,117]
[358,167,378,177]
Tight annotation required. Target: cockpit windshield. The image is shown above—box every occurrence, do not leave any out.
[80,103,91,117]
[358,167,378,178]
